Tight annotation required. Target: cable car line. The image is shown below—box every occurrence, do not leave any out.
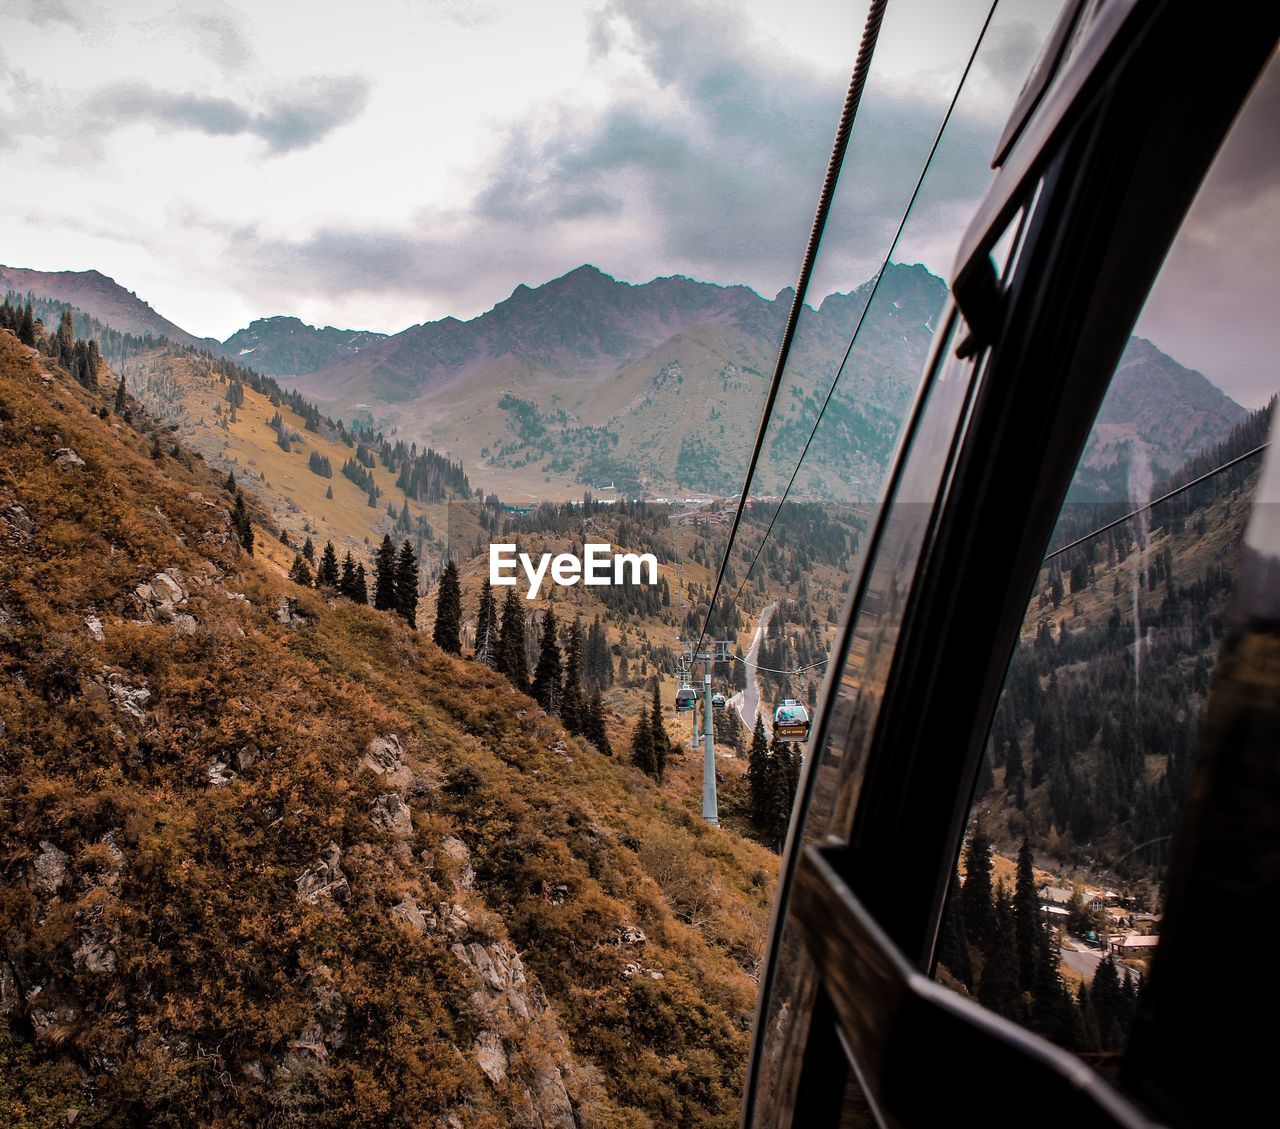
[734,655,830,676]
[691,0,999,665]
[688,0,889,665]
[1042,442,1270,562]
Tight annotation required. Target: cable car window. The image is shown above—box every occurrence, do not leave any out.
[933,47,1277,1085]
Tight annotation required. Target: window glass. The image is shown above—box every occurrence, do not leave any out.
[933,53,1278,1076]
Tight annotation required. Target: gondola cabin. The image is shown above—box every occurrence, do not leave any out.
[773,699,810,742]
[674,685,697,713]
[712,692,727,710]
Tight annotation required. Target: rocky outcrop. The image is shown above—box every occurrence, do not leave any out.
[134,569,198,633]
[52,447,85,467]
[295,843,350,905]
[107,677,151,721]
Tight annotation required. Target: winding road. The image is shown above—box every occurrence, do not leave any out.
[729,602,777,736]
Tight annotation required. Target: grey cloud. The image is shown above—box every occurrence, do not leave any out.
[92,75,370,154]
[231,0,1042,322]
[183,12,255,72]
[18,0,90,31]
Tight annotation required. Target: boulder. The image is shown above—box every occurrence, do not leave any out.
[52,448,85,468]
[370,793,413,839]
[2,503,34,536]
[440,836,475,891]
[295,842,350,905]
[34,840,69,897]
[84,615,105,642]
[363,734,403,774]
[207,761,236,786]
[389,897,431,935]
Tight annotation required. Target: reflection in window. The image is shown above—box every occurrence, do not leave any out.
[934,55,1278,1075]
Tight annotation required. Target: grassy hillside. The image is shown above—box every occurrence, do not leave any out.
[125,346,459,594]
[0,330,780,1127]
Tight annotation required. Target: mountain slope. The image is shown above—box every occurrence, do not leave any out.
[0,265,215,352]
[0,328,775,1127]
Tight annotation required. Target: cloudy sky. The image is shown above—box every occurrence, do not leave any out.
[0,0,1273,406]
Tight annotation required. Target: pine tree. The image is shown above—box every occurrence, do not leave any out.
[961,826,996,952]
[339,551,359,600]
[765,736,795,849]
[394,540,419,627]
[496,587,528,692]
[473,578,497,667]
[150,431,164,460]
[223,470,236,493]
[432,559,462,654]
[530,606,563,713]
[373,535,397,611]
[936,867,973,988]
[114,374,127,413]
[630,708,654,776]
[747,715,770,826]
[55,310,74,364]
[353,562,369,605]
[289,554,313,586]
[302,537,315,564]
[316,541,340,588]
[17,302,34,346]
[560,617,586,735]
[649,679,668,782]
[232,491,254,555]
[978,884,1023,1021]
[325,484,333,499]
[586,691,612,756]
[1091,955,1126,1051]
[1014,839,1042,993]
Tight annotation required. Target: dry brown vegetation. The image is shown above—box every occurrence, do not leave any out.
[0,332,778,1127]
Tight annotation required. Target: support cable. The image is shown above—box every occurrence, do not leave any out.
[1042,443,1269,562]
[689,0,889,662]
[718,0,1000,631]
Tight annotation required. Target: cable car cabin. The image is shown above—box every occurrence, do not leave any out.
[712,692,727,710]
[772,700,810,742]
[674,685,697,713]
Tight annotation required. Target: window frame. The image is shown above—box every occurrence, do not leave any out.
[742,3,1278,1125]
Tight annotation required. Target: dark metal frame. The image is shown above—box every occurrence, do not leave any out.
[743,2,1278,1125]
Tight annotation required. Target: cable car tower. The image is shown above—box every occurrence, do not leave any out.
[680,638,733,826]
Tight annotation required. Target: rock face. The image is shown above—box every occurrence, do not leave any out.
[295,843,350,905]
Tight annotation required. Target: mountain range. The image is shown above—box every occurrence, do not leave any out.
[2,261,1246,500]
